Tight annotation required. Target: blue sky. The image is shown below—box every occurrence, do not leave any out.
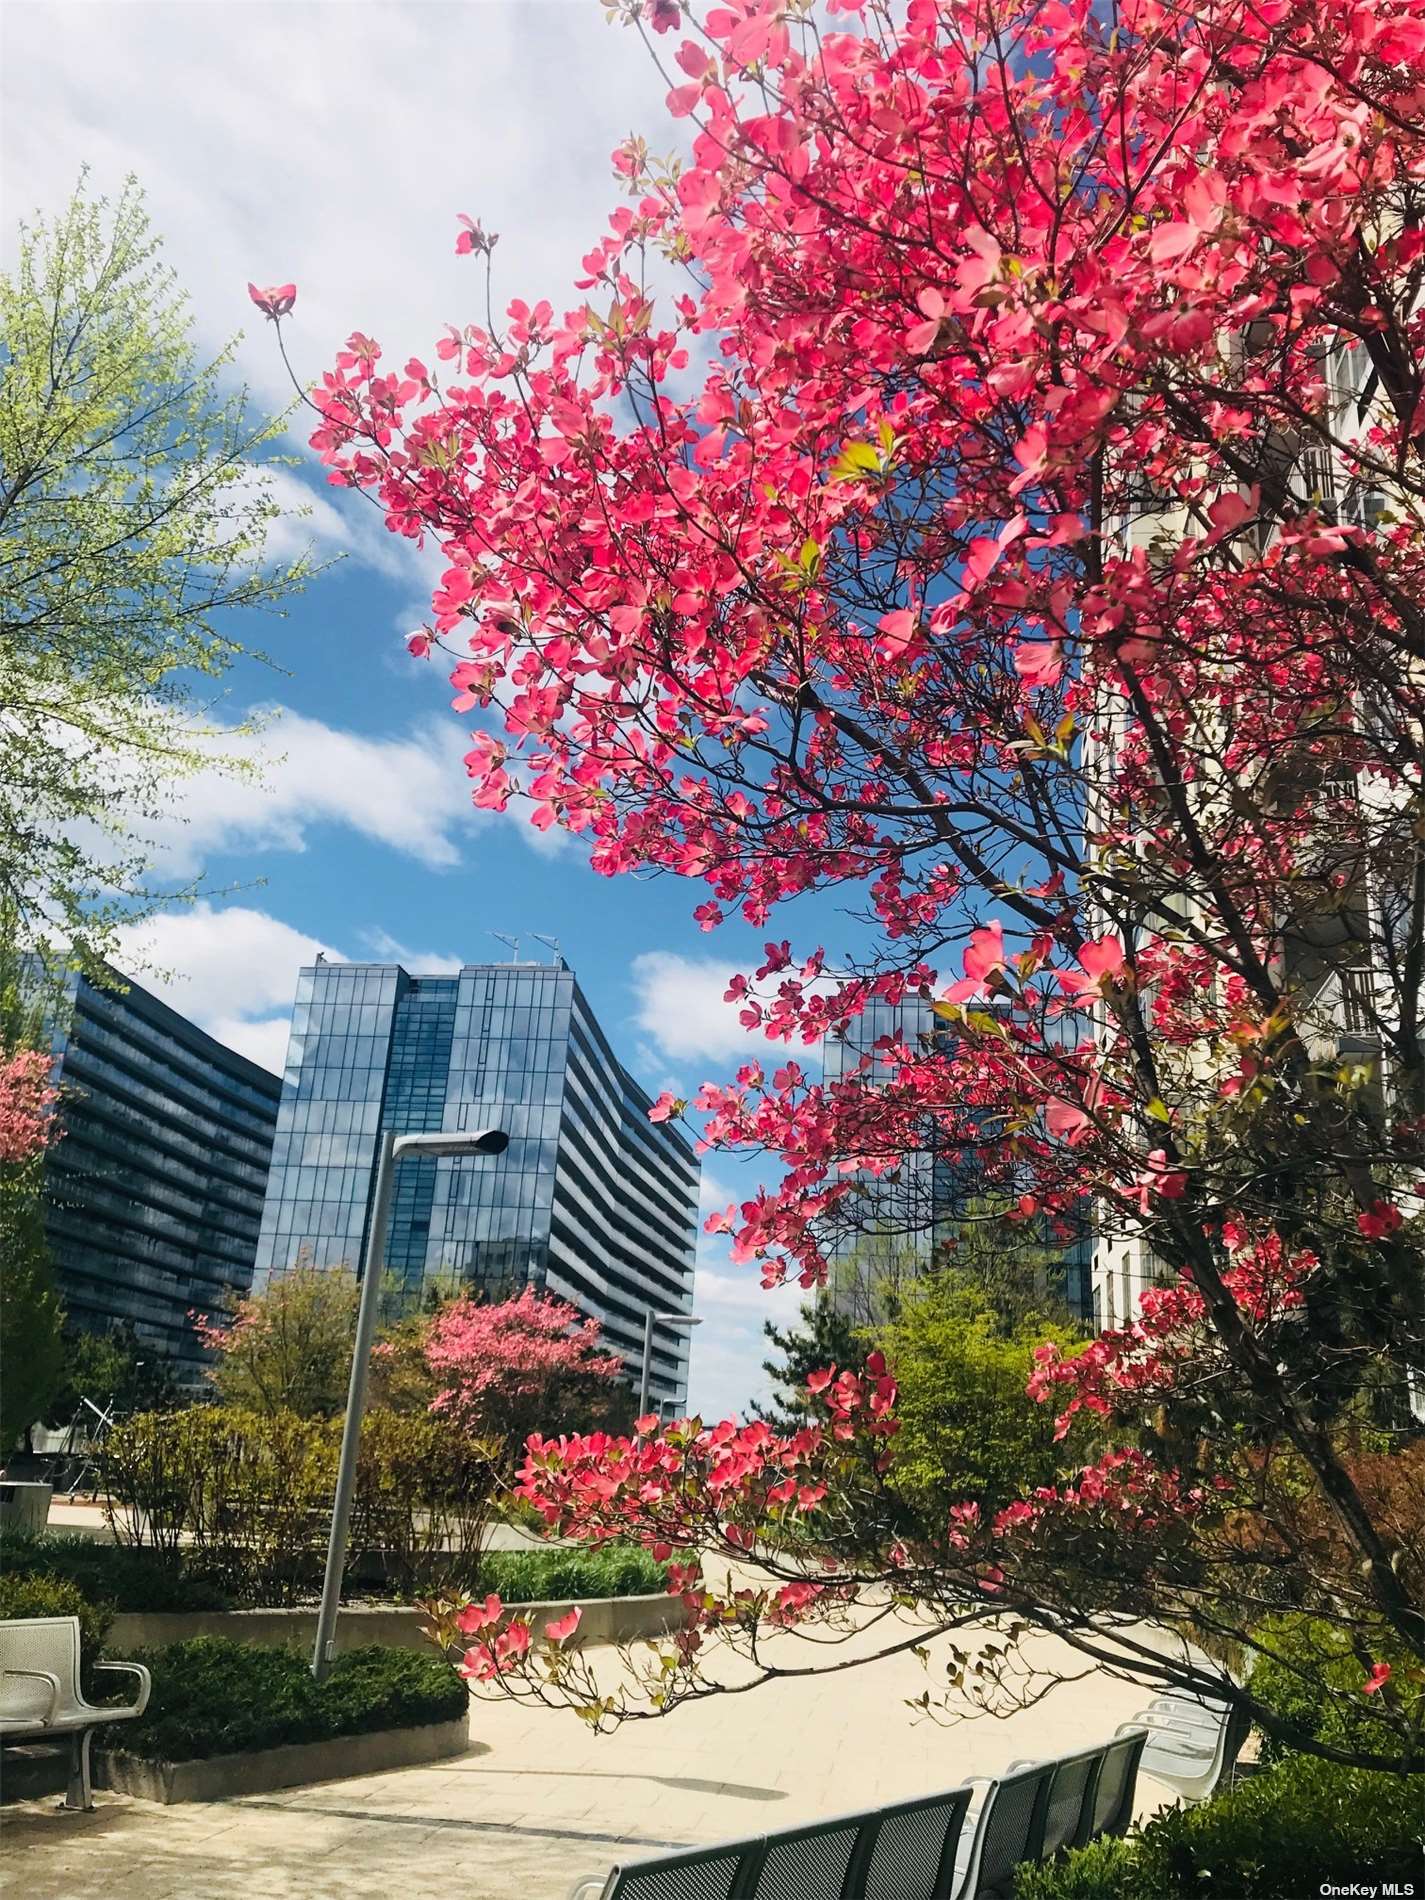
[1,0,821,1417]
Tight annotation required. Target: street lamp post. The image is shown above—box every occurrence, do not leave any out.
[638,1310,702,1420]
[311,1125,509,1680]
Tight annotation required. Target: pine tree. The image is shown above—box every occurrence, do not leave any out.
[753,1300,865,1435]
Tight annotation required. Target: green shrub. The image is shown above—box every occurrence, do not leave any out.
[313,1645,469,1740]
[1017,1754,1425,1900]
[1013,1835,1143,1900]
[878,1272,1091,1522]
[102,1406,499,1604]
[103,1406,336,1602]
[473,1543,666,1602]
[0,1531,229,1612]
[0,1572,114,1697]
[105,1638,467,1762]
[1249,1612,1422,1766]
[351,1409,497,1595]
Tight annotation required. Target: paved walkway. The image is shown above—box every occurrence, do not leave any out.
[1,1622,1165,1900]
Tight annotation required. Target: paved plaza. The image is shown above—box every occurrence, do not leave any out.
[2,1622,1165,1900]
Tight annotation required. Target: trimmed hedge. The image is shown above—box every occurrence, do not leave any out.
[1016,1755,1425,1899]
[473,1544,666,1603]
[1,1532,667,1616]
[0,1532,229,1612]
[106,1638,467,1763]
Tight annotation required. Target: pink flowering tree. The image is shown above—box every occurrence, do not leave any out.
[273,0,1425,1767]
[0,1049,57,1166]
[0,1008,63,1451]
[425,1286,631,1469]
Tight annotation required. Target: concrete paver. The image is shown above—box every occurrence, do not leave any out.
[1,1621,1165,1899]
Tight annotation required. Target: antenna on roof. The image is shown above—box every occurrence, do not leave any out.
[531,934,562,966]
[490,931,521,962]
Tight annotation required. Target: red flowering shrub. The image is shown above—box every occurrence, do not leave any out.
[0,1048,57,1165]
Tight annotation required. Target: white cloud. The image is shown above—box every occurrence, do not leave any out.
[254,466,436,587]
[357,928,464,974]
[697,1166,737,1214]
[694,1266,803,1315]
[114,902,485,1076]
[0,3,675,433]
[630,952,752,1065]
[115,904,340,1074]
[685,1274,805,1421]
[142,705,479,875]
[205,1012,301,1076]
[630,950,839,1068]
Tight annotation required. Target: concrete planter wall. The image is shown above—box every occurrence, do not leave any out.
[110,1591,690,1655]
[96,1712,469,1804]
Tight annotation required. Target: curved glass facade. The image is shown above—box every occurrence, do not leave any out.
[254,961,699,1412]
[42,969,282,1379]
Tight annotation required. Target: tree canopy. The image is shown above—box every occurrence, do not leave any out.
[0,175,309,974]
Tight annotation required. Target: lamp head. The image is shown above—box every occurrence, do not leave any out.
[393,1128,509,1160]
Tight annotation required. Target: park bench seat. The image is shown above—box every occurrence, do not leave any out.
[570,1729,1148,1900]
[0,1615,151,1810]
[1119,1697,1250,1806]
[1120,1660,1254,1806]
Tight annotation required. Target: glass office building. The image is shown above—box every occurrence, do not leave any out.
[254,960,700,1412]
[40,968,282,1380]
[820,996,956,1321]
[819,998,1093,1325]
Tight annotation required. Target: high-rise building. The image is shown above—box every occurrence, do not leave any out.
[40,967,282,1380]
[253,959,700,1413]
[820,995,950,1322]
[820,995,1094,1326]
[1088,335,1385,1333]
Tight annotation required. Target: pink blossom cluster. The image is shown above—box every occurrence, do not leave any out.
[425,1286,623,1429]
[0,1048,58,1165]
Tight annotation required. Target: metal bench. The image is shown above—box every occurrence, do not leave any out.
[568,1785,976,1900]
[570,1730,1148,1900]
[0,1615,151,1810]
[1120,1703,1250,1806]
[1118,1643,1254,1809]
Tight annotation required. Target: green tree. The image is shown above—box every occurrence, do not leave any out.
[197,1263,458,1417]
[0,1206,64,1455]
[0,173,310,975]
[0,930,63,1452]
[753,1300,866,1435]
[197,1264,363,1417]
[880,1273,1089,1523]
